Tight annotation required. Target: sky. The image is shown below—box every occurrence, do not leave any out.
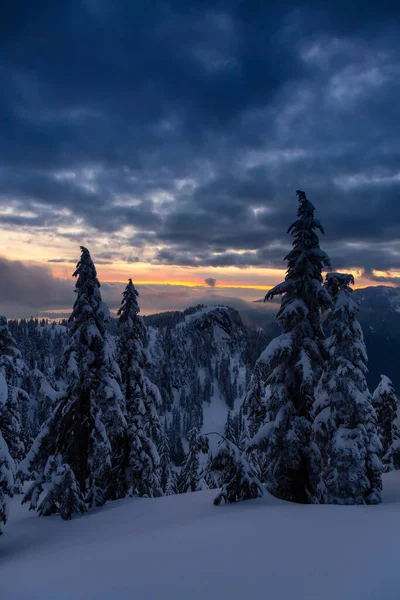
[1,1,400,318]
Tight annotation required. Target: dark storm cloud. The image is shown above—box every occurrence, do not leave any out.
[360,268,400,285]
[204,278,217,287]
[0,257,73,312]
[1,1,400,275]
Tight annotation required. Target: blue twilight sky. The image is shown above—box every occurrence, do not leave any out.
[1,1,400,316]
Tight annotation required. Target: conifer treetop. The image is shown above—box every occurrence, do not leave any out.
[0,316,21,360]
[69,246,109,336]
[118,279,141,327]
[73,246,101,291]
[325,272,354,297]
[373,374,395,402]
[265,190,331,303]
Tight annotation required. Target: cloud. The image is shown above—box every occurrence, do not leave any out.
[1,1,400,278]
[360,268,400,286]
[0,256,74,316]
[204,277,217,287]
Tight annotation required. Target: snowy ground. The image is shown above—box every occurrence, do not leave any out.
[1,474,400,600]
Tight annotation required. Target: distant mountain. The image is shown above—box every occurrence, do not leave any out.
[144,305,269,445]
[353,286,400,391]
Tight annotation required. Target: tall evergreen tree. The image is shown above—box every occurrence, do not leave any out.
[0,428,14,535]
[224,410,235,443]
[372,375,400,472]
[243,362,270,437]
[251,190,332,503]
[0,315,24,386]
[0,316,30,463]
[232,407,249,451]
[177,427,204,493]
[20,247,126,518]
[159,422,174,494]
[0,374,14,535]
[313,273,382,504]
[202,451,220,489]
[115,279,162,498]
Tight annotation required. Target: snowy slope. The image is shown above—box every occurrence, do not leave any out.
[146,304,250,443]
[2,474,400,600]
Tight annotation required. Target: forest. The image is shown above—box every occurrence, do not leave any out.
[1,190,399,534]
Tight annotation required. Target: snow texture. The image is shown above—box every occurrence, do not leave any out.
[1,472,400,598]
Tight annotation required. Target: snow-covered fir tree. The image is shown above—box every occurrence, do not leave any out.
[20,247,127,518]
[251,190,332,503]
[202,451,220,489]
[243,361,270,437]
[0,316,31,464]
[34,462,87,520]
[313,272,382,504]
[372,375,400,472]
[159,422,176,495]
[177,427,206,493]
[0,373,14,535]
[0,316,25,386]
[224,411,235,443]
[213,437,263,505]
[0,427,14,535]
[27,368,60,431]
[223,408,248,451]
[115,279,162,498]
[232,407,249,451]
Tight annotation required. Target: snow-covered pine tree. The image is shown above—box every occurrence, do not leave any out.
[0,316,30,463]
[202,451,220,489]
[159,422,175,494]
[36,462,87,520]
[28,368,60,431]
[243,361,270,437]
[0,373,14,535]
[0,316,24,386]
[20,247,127,518]
[251,190,332,504]
[213,437,263,505]
[115,279,162,498]
[0,428,14,535]
[372,375,400,472]
[232,407,249,451]
[313,273,382,504]
[224,410,235,443]
[223,408,249,451]
[177,427,206,493]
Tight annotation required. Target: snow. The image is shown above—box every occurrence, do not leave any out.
[0,372,7,406]
[2,473,400,599]
[373,374,394,402]
[178,305,229,327]
[258,331,292,363]
[40,379,62,403]
[202,383,230,447]
[37,323,68,338]
[146,326,159,357]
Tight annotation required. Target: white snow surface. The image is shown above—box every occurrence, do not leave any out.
[2,473,400,599]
